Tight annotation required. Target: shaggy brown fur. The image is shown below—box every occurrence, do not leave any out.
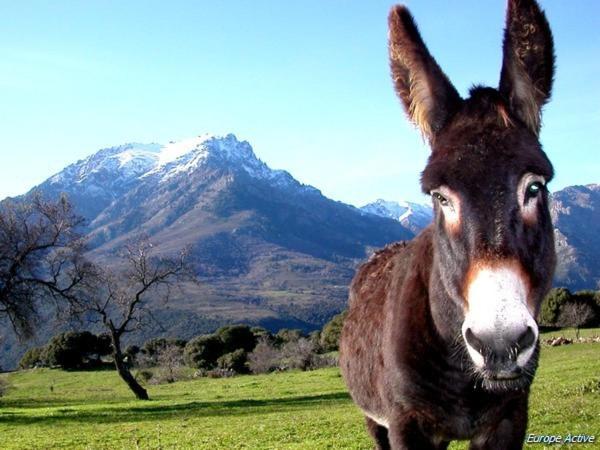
[340,1,556,449]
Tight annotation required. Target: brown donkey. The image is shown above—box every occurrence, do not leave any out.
[339,1,556,449]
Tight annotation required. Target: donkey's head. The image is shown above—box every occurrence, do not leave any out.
[389,0,556,391]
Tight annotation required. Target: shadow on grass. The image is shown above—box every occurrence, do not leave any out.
[0,395,127,409]
[0,391,352,426]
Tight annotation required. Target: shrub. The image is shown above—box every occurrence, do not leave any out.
[319,311,347,352]
[274,329,303,347]
[540,288,571,326]
[183,334,224,369]
[19,347,46,369]
[217,349,248,374]
[124,345,141,366]
[136,369,153,383]
[95,334,113,357]
[308,330,321,350]
[250,326,271,341]
[216,325,257,353]
[44,331,111,370]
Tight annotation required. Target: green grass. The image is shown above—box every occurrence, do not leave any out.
[540,327,600,341]
[0,342,598,449]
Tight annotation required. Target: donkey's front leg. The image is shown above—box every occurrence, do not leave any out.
[388,413,448,450]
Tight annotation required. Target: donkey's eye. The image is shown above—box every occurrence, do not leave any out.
[525,181,544,200]
[432,192,449,207]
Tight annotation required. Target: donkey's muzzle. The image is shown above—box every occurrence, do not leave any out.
[464,326,536,373]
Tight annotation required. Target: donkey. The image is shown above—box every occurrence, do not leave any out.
[339,1,556,448]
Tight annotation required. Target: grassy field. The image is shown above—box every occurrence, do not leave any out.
[0,336,598,449]
[540,327,600,341]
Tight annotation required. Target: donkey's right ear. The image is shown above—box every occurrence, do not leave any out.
[388,5,461,142]
[499,0,555,136]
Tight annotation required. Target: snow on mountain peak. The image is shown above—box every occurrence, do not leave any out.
[360,199,433,234]
[147,133,276,182]
[47,133,297,191]
[157,134,214,167]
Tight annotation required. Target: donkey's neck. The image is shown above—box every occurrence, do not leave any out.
[429,264,465,345]
[420,230,466,353]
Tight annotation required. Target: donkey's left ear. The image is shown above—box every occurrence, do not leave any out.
[499,0,555,135]
[388,6,461,143]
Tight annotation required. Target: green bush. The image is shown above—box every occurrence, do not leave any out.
[18,347,46,369]
[95,334,113,356]
[44,331,111,370]
[183,334,224,369]
[136,369,153,383]
[319,311,347,352]
[540,288,571,326]
[124,345,140,366]
[216,325,257,353]
[250,326,271,341]
[217,349,248,374]
[274,329,303,347]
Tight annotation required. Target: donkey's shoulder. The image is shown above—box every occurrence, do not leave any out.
[349,227,433,306]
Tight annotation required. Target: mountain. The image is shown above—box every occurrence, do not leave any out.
[360,199,433,234]
[551,184,600,291]
[23,134,413,336]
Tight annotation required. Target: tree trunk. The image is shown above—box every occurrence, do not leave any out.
[110,331,149,400]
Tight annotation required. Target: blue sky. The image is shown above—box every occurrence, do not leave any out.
[0,0,598,206]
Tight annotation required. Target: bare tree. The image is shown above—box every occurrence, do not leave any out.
[154,342,185,384]
[247,337,280,374]
[559,301,595,340]
[0,194,90,337]
[76,240,191,400]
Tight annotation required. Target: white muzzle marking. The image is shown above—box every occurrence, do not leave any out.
[462,265,538,368]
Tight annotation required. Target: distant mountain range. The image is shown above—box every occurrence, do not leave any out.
[1,134,597,369]
[360,199,432,234]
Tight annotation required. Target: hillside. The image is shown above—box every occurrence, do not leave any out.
[552,184,600,290]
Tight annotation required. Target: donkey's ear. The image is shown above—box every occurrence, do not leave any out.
[388,5,461,142]
[499,0,555,135]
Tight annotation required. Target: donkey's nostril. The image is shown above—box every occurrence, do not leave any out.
[516,326,536,351]
[464,328,485,353]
